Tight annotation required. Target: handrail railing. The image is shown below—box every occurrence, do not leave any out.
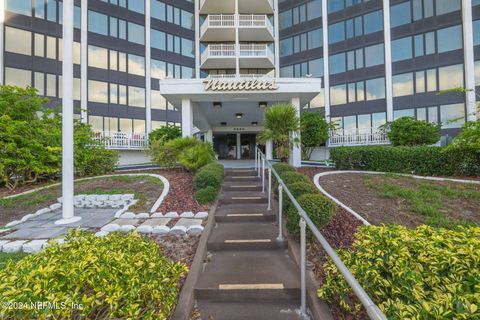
[254,147,387,320]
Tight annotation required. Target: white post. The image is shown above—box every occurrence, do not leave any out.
[266,139,273,160]
[236,133,241,159]
[0,0,5,85]
[267,167,272,210]
[56,0,81,225]
[463,0,478,121]
[321,0,330,122]
[234,0,240,76]
[205,129,213,142]
[181,98,193,137]
[194,0,200,79]
[80,0,88,123]
[290,97,301,167]
[255,146,258,170]
[383,0,393,122]
[273,0,280,77]
[277,185,284,241]
[145,0,152,134]
[262,156,265,193]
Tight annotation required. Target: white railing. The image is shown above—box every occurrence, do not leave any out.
[201,14,274,37]
[328,128,390,147]
[202,44,274,66]
[207,73,273,79]
[93,131,148,150]
[239,44,275,64]
[239,14,274,35]
[201,44,236,65]
[200,14,236,36]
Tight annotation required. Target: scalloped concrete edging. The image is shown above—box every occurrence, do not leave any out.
[313,170,480,226]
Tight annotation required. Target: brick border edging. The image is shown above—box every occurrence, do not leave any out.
[286,235,334,320]
[171,201,218,320]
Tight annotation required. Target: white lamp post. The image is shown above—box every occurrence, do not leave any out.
[55,0,81,225]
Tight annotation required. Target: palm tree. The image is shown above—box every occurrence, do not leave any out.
[258,103,300,162]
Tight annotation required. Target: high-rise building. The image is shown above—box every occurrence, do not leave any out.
[1,0,477,164]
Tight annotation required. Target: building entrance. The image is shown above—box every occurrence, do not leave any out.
[213,133,258,160]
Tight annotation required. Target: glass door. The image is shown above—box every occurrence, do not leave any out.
[240,134,257,159]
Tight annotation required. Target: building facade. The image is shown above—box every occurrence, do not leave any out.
[0,0,477,161]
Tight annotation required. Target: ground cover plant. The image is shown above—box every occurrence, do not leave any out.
[0,252,28,271]
[318,225,480,320]
[0,230,187,319]
[0,175,163,226]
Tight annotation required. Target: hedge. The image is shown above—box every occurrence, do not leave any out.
[330,146,480,176]
[194,162,224,204]
[318,225,480,319]
[286,193,334,236]
[0,230,187,319]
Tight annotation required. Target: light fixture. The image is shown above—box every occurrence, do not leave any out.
[251,122,258,126]
[235,113,243,119]
[258,101,267,108]
[213,102,222,109]
[220,122,227,126]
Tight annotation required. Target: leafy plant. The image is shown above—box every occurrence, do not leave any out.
[195,186,218,205]
[283,181,317,219]
[318,225,480,319]
[280,171,311,187]
[382,117,441,146]
[193,162,224,204]
[178,143,215,171]
[0,230,187,319]
[286,193,334,236]
[301,112,330,160]
[148,125,181,144]
[272,163,296,175]
[258,104,300,162]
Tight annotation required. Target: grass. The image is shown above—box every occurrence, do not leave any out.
[0,193,57,209]
[0,252,29,270]
[364,175,480,228]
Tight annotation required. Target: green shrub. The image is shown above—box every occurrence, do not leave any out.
[272,162,296,175]
[148,125,181,144]
[195,186,218,204]
[446,120,480,176]
[178,142,215,171]
[280,171,311,186]
[0,230,187,319]
[301,112,330,160]
[286,193,334,236]
[194,163,225,190]
[283,181,317,213]
[318,225,480,319]
[383,117,441,146]
[330,146,480,176]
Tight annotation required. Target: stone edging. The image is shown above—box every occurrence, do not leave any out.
[313,170,480,226]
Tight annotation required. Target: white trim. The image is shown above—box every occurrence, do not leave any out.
[234,0,240,76]
[145,0,152,134]
[80,0,88,123]
[0,0,5,85]
[463,0,478,121]
[182,98,193,136]
[195,0,200,78]
[321,0,330,122]
[383,0,393,122]
[273,0,280,77]
[290,97,301,167]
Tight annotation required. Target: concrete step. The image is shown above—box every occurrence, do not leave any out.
[224,175,260,183]
[194,250,300,301]
[219,192,268,205]
[197,300,303,320]
[215,204,276,222]
[208,222,285,251]
[225,169,257,177]
[223,181,262,192]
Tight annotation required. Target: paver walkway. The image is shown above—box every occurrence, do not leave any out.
[195,168,303,319]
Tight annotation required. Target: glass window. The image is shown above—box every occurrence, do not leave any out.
[412,0,423,21]
[372,112,386,128]
[329,52,346,74]
[128,86,145,107]
[364,10,383,34]
[436,0,461,15]
[474,20,480,46]
[425,32,435,55]
[428,106,438,123]
[437,25,462,53]
[390,2,411,27]
[182,38,194,57]
[308,28,323,49]
[46,36,56,59]
[110,83,119,104]
[119,85,127,105]
[46,74,56,97]
[280,10,292,29]
[392,37,412,62]
[119,118,132,133]
[151,29,166,50]
[309,92,325,108]
[414,34,424,57]
[343,116,356,130]
[416,71,425,93]
[128,22,145,45]
[35,34,44,57]
[35,0,44,18]
[128,54,145,76]
[309,58,323,77]
[5,68,31,87]
[34,72,45,96]
[88,45,108,69]
[280,65,294,77]
[328,0,344,13]
[89,116,104,132]
[356,49,364,68]
[128,0,144,13]
[88,80,108,103]
[151,91,167,109]
[88,11,108,35]
[181,10,193,29]
[365,43,384,67]
[358,114,371,129]
[307,0,322,20]
[151,59,166,79]
[426,69,437,92]
[392,73,414,97]
[417,108,427,121]
[6,0,31,16]
[357,81,365,101]
[330,84,347,105]
[46,0,56,22]
[366,78,385,100]
[394,109,414,119]
[475,60,480,86]
[280,38,293,56]
[133,119,146,133]
[440,103,465,128]
[5,27,31,55]
[347,51,355,70]
[438,64,464,91]
[329,22,345,44]
[105,117,118,132]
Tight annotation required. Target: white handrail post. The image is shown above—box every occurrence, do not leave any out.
[277,185,284,242]
[255,146,258,171]
[261,156,265,193]
[257,150,261,177]
[299,217,307,317]
[267,167,272,210]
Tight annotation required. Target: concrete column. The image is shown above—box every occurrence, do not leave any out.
[145,0,152,134]
[56,0,81,225]
[0,0,4,85]
[181,98,193,137]
[234,0,240,77]
[80,0,87,123]
[463,0,478,121]
[266,139,273,160]
[321,0,330,122]
[273,0,280,77]
[206,129,213,142]
[236,133,241,159]
[195,0,200,79]
[383,0,393,122]
[290,97,301,167]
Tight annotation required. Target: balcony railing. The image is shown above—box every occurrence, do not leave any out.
[200,14,235,36]
[240,43,274,62]
[200,14,274,38]
[328,128,390,147]
[93,131,148,150]
[239,14,274,35]
[207,73,273,79]
[201,44,236,66]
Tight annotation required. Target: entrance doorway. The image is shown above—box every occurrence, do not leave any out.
[213,133,258,160]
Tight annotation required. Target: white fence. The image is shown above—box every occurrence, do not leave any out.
[328,128,390,147]
[93,131,148,150]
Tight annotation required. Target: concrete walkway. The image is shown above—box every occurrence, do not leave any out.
[194,168,304,319]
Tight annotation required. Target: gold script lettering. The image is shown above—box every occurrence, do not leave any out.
[203,79,279,92]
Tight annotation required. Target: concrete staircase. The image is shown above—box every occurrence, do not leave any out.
[195,168,304,319]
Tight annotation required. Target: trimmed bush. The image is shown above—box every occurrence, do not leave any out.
[280,171,311,186]
[286,193,334,236]
[194,162,224,190]
[318,225,480,319]
[283,181,318,213]
[330,146,480,176]
[384,117,440,146]
[178,143,215,171]
[148,125,181,144]
[0,230,187,319]
[272,162,296,175]
[195,186,218,204]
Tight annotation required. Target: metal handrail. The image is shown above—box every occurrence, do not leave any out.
[254,147,387,320]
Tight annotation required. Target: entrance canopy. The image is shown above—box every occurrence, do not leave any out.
[159,77,322,132]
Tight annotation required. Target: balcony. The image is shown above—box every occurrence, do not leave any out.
[93,131,148,150]
[200,15,236,41]
[328,128,390,147]
[238,15,274,41]
[207,74,273,79]
[201,44,236,69]
[239,44,274,68]
[200,0,273,14]
[200,14,274,41]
